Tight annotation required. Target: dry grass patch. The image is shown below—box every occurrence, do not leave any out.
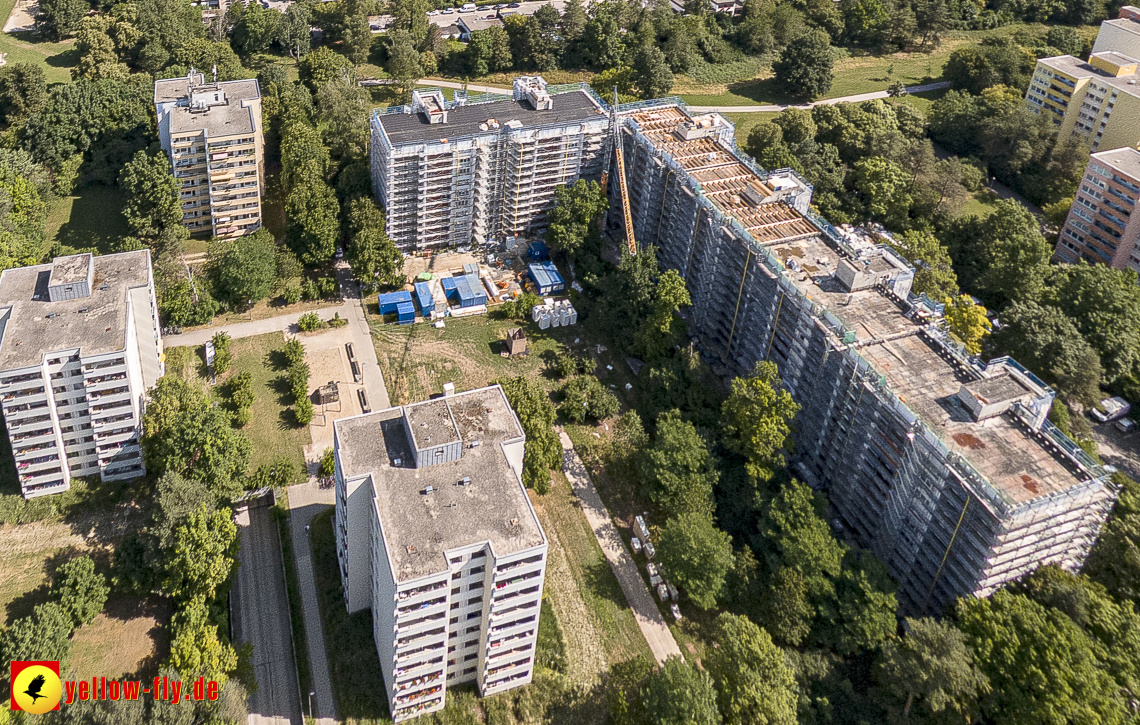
[70,596,172,680]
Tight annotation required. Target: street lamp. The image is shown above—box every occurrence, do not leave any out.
[308,691,316,719]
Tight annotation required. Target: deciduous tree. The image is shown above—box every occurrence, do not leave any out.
[643,410,718,520]
[169,599,238,683]
[546,178,607,256]
[721,361,799,482]
[887,229,958,301]
[772,30,833,100]
[657,512,734,609]
[0,602,74,667]
[641,657,722,725]
[318,75,369,159]
[52,556,109,628]
[632,43,674,99]
[0,63,48,124]
[212,228,277,306]
[707,613,797,725]
[120,150,181,239]
[943,294,990,355]
[345,197,402,289]
[36,0,89,39]
[286,173,340,266]
[166,506,239,602]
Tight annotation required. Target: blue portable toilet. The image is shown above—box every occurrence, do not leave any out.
[378,290,413,315]
[528,261,565,295]
[396,301,415,325]
[414,282,434,316]
[528,241,549,261]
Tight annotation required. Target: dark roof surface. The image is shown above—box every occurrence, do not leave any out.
[378,89,604,146]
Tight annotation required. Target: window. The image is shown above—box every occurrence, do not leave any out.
[467,612,480,621]
[468,597,483,606]
[463,666,477,675]
[464,653,477,662]
[449,617,459,624]
[470,565,485,575]
[451,587,460,595]
[466,625,480,634]
[469,582,484,590]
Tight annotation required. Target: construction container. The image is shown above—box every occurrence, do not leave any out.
[538,310,551,329]
[528,240,549,261]
[481,275,498,300]
[396,301,415,325]
[378,290,414,315]
[567,304,578,325]
[441,274,488,308]
[462,263,479,275]
[413,282,434,316]
[635,515,650,541]
[528,261,565,295]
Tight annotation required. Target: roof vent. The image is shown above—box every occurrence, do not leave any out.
[468,440,481,448]
[509,517,519,526]
[46,312,57,319]
[458,476,471,486]
[424,485,435,495]
[78,307,88,313]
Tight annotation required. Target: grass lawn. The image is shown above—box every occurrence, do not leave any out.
[0,0,78,84]
[959,186,1004,218]
[70,595,172,680]
[45,185,131,256]
[723,111,781,145]
[164,332,311,476]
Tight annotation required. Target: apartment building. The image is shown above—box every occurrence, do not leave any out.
[333,385,547,722]
[370,76,609,250]
[613,100,1117,614]
[1056,147,1140,269]
[0,251,163,498]
[1024,7,1140,152]
[155,72,265,239]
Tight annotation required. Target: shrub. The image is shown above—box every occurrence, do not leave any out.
[328,312,348,328]
[53,556,109,628]
[288,362,310,402]
[227,371,255,410]
[210,331,232,374]
[248,457,299,488]
[559,376,620,423]
[295,398,314,425]
[232,407,252,427]
[317,276,338,299]
[319,448,335,477]
[283,338,305,367]
[297,312,323,332]
[282,285,302,305]
[500,292,541,320]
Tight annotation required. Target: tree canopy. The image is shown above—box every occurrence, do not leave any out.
[657,511,735,609]
[721,362,799,482]
[707,613,798,725]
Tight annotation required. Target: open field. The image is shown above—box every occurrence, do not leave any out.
[165,332,311,476]
[45,185,131,256]
[0,0,77,84]
[70,596,172,680]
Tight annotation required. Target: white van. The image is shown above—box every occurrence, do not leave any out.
[460,3,477,10]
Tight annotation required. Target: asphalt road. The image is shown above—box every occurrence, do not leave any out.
[556,430,681,664]
[232,498,303,725]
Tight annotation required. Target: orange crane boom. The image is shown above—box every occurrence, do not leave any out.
[612,89,637,256]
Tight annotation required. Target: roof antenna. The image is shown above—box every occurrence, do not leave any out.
[212,64,217,83]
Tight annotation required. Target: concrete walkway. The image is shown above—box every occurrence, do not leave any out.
[287,481,338,725]
[417,79,513,94]
[556,430,682,664]
[687,81,951,113]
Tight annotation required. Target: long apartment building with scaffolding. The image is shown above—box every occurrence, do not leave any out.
[155,71,265,239]
[611,100,1117,613]
[370,77,609,251]
[333,385,547,721]
[0,251,163,498]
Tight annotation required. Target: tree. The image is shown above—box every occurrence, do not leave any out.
[721,362,799,482]
[299,46,354,92]
[643,410,718,520]
[152,470,216,550]
[942,200,1051,308]
[53,556,109,627]
[851,156,912,229]
[559,375,620,423]
[943,295,990,355]
[580,5,624,70]
[815,552,898,655]
[279,3,311,58]
[943,40,1035,95]
[0,602,74,667]
[772,30,833,100]
[642,657,722,725]
[887,229,957,300]
[546,179,607,256]
[232,1,281,56]
[632,43,674,99]
[171,38,245,82]
[390,0,430,47]
[956,590,1129,725]
[0,63,47,125]
[707,613,797,725]
[36,0,88,39]
[345,197,401,289]
[317,75,369,159]
[757,478,845,592]
[1085,473,1140,607]
[635,269,691,360]
[497,376,561,492]
[987,302,1103,405]
[120,150,181,239]
[467,27,513,76]
[340,3,373,66]
[386,29,423,97]
[657,512,734,609]
[281,121,330,186]
[875,617,989,723]
[166,506,239,602]
[286,175,340,267]
[212,228,277,306]
[558,0,587,59]
[142,377,252,502]
[169,599,238,683]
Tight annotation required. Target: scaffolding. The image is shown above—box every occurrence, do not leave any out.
[615,102,1119,614]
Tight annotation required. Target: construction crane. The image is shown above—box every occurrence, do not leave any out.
[610,88,637,256]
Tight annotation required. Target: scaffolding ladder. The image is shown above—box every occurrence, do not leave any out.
[612,89,637,256]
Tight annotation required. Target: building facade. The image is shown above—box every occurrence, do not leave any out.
[333,386,547,721]
[612,100,1117,614]
[155,72,265,239]
[1056,147,1140,269]
[1092,5,1140,58]
[370,76,609,250]
[0,251,163,498]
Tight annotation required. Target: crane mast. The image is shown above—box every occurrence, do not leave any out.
[610,88,637,256]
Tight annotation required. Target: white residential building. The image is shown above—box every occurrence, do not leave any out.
[333,385,548,722]
[0,251,163,498]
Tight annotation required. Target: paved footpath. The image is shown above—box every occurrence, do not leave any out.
[686,81,952,113]
[556,430,682,664]
[287,481,338,725]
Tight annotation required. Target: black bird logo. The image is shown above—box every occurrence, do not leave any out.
[23,674,47,704]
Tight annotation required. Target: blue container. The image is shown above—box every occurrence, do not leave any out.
[528,241,549,261]
[414,282,434,315]
[378,290,413,315]
[528,261,564,295]
[396,301,415,325]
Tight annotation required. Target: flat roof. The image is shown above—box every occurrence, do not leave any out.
[378,89,604,147]
[405,398,461,449]
[1093,50,1139,66]
[0,251,151,370]
[155,74,261,138]
[47,253,90,286]
[1038,55,1112,78]
[460,16,504,31]
[1093,146,1140,181]
[335,386,545,582]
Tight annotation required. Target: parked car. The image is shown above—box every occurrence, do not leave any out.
[461,2,477,10]
[1117,417,1136,433]
[428,9,440,13]
[1092,396,1131,423]
[657,583,670,601]
[507,3,520,7]
[442,7,455,12]
[630,536,642,553]
[646,562,658,577]
[670,603,682,620]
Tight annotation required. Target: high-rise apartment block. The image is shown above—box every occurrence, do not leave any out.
[1056,147,1140,268]
[1024,8,1140,152]
[155,72,265,239]
[612,100,1116,614]
[0,251,163,498]
[370,76,609,250]
[333,385,547,722]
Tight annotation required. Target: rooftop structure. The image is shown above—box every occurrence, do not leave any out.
[1056,147,1140,270]
[0,251,163,497]
[334,385,546,720]
[370,76,609,250]
[1093,5,1140,58]
[154,71,265,239]
[615,98,1116,613]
